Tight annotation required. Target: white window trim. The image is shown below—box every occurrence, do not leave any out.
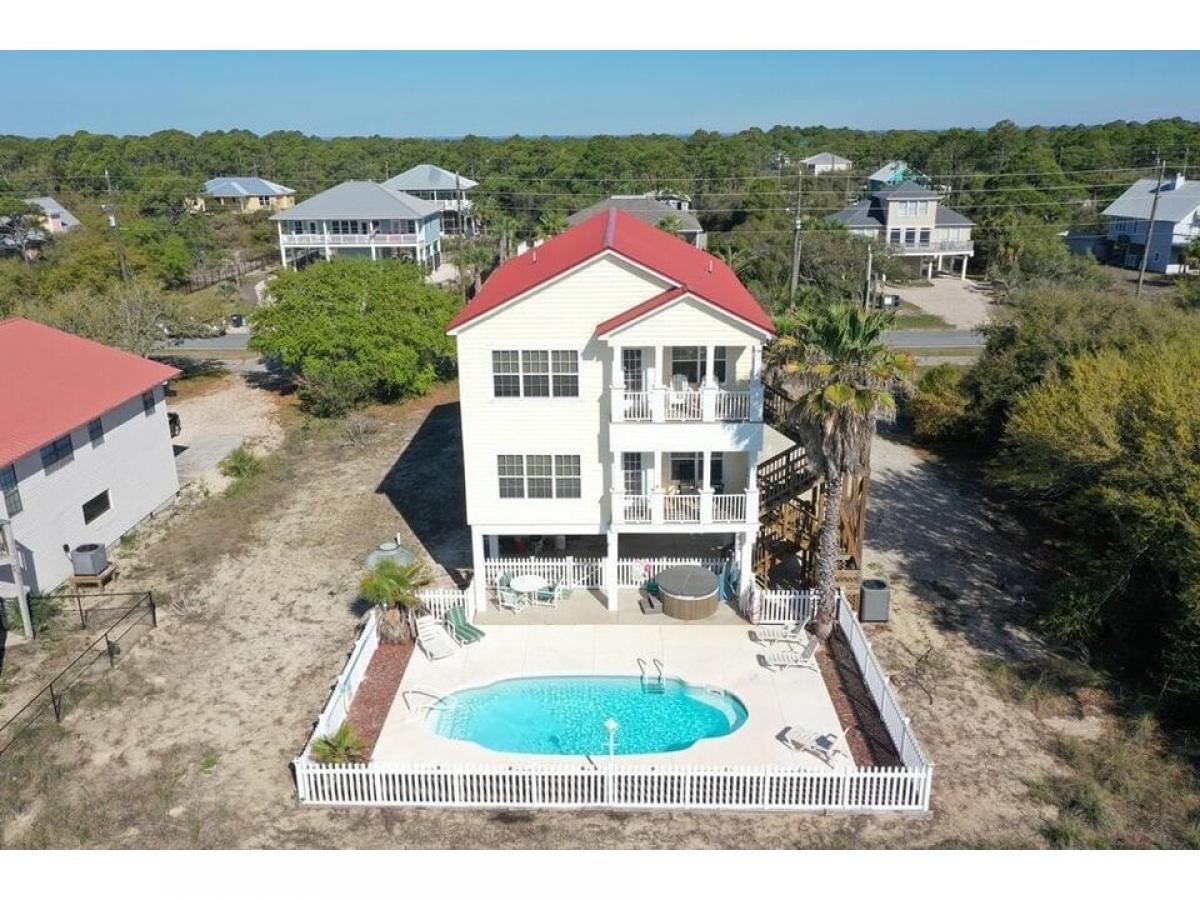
[496,453,583,499]
[491,349,580,399]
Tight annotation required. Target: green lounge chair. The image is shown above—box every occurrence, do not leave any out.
[447,605,486,643]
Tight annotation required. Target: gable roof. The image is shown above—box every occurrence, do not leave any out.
[872,180,942,200]
[1101,176,1200,222]
[381,164,479,193]
[0,318,180,468]
[830,198,883,230]
[270,181,438,221]
[446,209,773,335]
[567,196,702,233]
[205,176,294,198]
[25,197,81,230]
[802,152,851,166]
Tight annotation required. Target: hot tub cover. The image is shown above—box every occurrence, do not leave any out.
[656,565,719,599]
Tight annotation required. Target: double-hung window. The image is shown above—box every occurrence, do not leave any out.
[491,350,580,398]
[142,390,156,415]
[41,434,74,473]
[0,464,21,515]
[497,454,582,499]
[918,228,931,247]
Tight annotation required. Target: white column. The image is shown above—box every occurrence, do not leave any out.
[704,345,716,385]
[610,450,625,525]
[960,255,969,280]
[277,223,287,268]
[699,450,714,524]
[605,529,619,612]
[370,244,377,261]
[737,532,755,599]
[650,450,664,525]
[471,526,487,612]
[610,343,625,423]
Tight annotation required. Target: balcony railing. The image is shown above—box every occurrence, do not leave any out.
[613,386,761,424]
[616,490,758,526]
[280,232,423,247]
[887,239,974,255]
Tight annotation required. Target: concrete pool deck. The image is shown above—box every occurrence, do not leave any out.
[373,624,851,770]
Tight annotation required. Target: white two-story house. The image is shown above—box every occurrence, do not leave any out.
[830,181,974,279]
[271,181,443,270]
[0,319,180,608]
[447,209,775,613]
[1101,173,1200,274]
[381,164,478,237]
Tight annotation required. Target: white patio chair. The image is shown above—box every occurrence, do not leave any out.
[751,620,809,646]
[779,725,854,765]
[415,615,459,661]
[762,636,820,672]
[496,586,525,614]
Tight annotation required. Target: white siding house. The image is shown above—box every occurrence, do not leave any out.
[801,152,852,175]
[1101,174,1200,274]
[381,164,478,236]
[447,210,775,613]
[0,319,180,601]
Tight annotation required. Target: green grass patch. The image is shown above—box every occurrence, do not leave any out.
[893,300,955,330]
[218,443,266,496]
[981,655,1105,717]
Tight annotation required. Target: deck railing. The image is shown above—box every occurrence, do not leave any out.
[663,493,701,523]
[712,493,747,523]
[280,232,422,247]
[612,385,762,423]
[624,494,652,523]
[715,390,750,421]
[294,759,930,812]
[665,389,703,421]
[617,557,724,589]
[622,391,652,421]
[483,557,605,590]
[614,489,757,526]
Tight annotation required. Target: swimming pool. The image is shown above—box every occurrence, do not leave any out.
[429,675,748,756]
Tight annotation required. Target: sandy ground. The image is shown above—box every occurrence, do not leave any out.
[895,278,995,330]
[3,386,1077,848]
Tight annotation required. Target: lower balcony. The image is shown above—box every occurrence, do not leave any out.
[615,489,757,527]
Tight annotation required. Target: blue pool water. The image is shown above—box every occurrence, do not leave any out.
[430,675,748,755]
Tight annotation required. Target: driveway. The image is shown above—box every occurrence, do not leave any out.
[893,277,994,330]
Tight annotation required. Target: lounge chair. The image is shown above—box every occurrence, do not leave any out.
[497,586,524,614]
[762,636,820,672]
[779,725,854,765]
[415,615,458,660]
[447,605,485,643]
[752,621,807,646]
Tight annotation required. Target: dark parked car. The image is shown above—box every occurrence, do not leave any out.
[168,412,181,438]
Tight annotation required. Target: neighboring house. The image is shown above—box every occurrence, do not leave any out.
[1101,173,1200,274]
[381,164,478,236]
[199,176,296,214]
[830,181,975,279]
[801,152,852,175]
[567,194,707,248]
[867,161,927,191]
[447,209,775,612]
[270,181,443,270]
[0,319,180,600]
[25,197,81,234]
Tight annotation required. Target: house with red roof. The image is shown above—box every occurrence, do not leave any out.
[447,209,776,613]
[0,319,180,607]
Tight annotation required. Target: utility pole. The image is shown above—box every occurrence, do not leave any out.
[1135,156,1166,300]
[864,242,874,309]
[103,168,130,282]
[788,166,803,303]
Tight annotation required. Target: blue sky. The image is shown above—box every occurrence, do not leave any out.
[1,51,1198,137]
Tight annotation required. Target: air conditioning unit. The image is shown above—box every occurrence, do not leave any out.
[71,543,108,576]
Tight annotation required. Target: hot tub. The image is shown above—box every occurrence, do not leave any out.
[656,565,719,620]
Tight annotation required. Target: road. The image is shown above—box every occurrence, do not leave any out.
[886,329,986,349]
[169,333,251,351]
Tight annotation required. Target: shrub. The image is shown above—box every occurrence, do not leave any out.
[218,444,262,481]
[908,364,970,443]
[298,361,371,418]
[312,723,367,765]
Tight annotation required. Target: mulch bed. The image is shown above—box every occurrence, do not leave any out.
[345,640,414,757]
[817,626,902,767]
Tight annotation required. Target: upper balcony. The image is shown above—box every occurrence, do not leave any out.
[612,384,763,424]
[279,232,424,247]
[887,239,974,256]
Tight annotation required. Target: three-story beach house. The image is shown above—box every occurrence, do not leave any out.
[447,209,775,613]
[381,164,478,236]
[271,181,443,270]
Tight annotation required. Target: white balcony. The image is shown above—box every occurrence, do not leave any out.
[615,490,758,527]
[280,232,423,247]
[613,385,762,424]
[887,239,974,256]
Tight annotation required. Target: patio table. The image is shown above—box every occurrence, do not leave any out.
[510,573,550,605]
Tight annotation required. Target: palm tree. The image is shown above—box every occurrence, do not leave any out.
[358,559,432,643]
[657,215,683,237]
[771,303,914,639]
[449,239,495,297]
[714,244,754,278]
[537,209,568,238]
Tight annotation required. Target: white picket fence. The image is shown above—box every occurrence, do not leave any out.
[617,557,725,589]
[836,594,931,771]
[415,588,473,622]
[484,557,604,589]
[294,760,931,812]
[752,588,820,624]
[312,608,379,740]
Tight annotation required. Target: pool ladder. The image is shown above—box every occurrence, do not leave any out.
[638,658,666,693]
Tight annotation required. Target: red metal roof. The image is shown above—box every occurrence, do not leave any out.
[0,318,180,468]
[446,209,775,335]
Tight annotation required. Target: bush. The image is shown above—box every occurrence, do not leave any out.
[218,444,262,481]
[297,361,371,418]
[311,723,367,764]
[908,364,970,443]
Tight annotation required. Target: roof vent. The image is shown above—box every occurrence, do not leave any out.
[707,259,713,274]
[532,249,537,263]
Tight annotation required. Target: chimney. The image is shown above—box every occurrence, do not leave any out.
[1170,172,1186,191]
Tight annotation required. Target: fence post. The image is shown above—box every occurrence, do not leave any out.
[148,592,157,628]
[77,594,86,629]
[565,555,575,588]
[105,635,117,668]
[49,682,62,722]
